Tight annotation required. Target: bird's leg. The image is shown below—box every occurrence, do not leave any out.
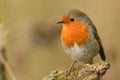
[66,61,77,76]
[89,58,93,64]
[85,58,94,64]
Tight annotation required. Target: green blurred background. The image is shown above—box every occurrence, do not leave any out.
[0,0,120,80]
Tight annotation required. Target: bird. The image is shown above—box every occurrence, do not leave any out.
[57,9,106,75]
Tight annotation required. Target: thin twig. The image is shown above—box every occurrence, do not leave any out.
[0,52,17,80]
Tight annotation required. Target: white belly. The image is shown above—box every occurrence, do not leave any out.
[62,38,99,63]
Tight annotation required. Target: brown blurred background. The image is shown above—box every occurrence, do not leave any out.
[0,0,120,80]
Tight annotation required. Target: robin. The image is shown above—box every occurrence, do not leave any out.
[57,9,106,75]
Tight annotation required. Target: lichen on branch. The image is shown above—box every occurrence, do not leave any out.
[43,62,110,80]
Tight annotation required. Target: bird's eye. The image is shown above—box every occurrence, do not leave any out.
[70,18,75,22]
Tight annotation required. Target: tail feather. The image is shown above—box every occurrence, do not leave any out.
[99,46,106,61]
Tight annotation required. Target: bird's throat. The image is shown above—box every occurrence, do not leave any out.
[62,21,89,48]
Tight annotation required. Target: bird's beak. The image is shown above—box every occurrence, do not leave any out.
[57,20,64,24]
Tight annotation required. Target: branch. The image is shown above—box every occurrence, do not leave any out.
[43,62,110,80]
[0,24,7,80]
[0,24,17,80]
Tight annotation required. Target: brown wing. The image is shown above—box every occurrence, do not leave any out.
[94,32,106,61]
[89,23,106,61]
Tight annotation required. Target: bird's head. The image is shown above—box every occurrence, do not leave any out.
[57,9,90,26]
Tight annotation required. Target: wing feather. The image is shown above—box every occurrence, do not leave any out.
[89,22,106,61]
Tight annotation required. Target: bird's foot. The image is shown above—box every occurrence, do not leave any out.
[66,61,77,76]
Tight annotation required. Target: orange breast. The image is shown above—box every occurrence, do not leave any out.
[62,21,89,48]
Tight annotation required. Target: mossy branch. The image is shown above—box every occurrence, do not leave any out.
[43,62,110,80]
